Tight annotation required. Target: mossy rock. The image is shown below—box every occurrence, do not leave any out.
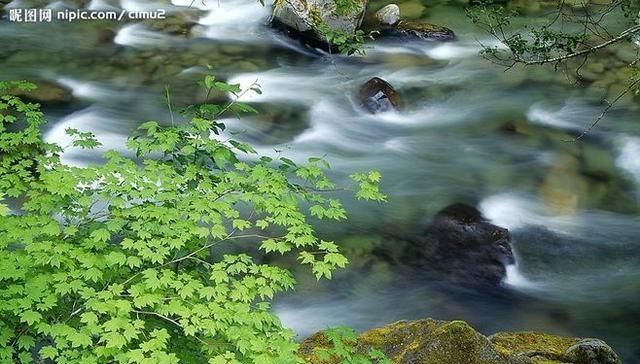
[299,320,622,364]
[272,0,368,50]
[490,332,621,364]
[298,332,336,364]
[9,81,73,105]
[300,319,506,364]
[360,319,506,364]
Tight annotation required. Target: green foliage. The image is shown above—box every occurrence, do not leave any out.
[467,0,640,134]
[313,17,378,56]
[315,327,391,364]
[0,78,386,364]
[467,0,640,65]
[334,0,359,17]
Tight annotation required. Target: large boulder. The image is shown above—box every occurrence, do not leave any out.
[299,319,505,364]
[404,203,515,286]
[272,0,367,49]
[299,319,622,364]
[358,77,400,113]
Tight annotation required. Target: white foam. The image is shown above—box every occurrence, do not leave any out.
[526,99,602,131]
[425,42,480,60]
[479,193,542,230]
[120,0,166,12]
[198,0,271,42]
[370,39,506,61]
[227,70,342,104]
[478,192,589,236]
[114,24,173,47]
[171,0,211,10]
[87,0,120,10]
[616,136,640,186]
[55,77,113,100]
[43,107,130,165]
[504,264,540,290]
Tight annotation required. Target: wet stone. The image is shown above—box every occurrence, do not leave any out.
[380,20,456,41]
[358,77,401,113]
[375,4,400,26]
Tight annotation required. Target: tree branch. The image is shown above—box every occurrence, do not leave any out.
[518,24,640,65]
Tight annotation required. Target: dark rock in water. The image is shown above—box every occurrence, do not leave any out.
[358,77,400,113]
[96,28,117,45]
[380,20,456,41]
[405,203,515,286]
[497,120,520,135]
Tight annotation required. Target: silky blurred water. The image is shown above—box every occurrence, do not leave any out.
[1,0,639,361]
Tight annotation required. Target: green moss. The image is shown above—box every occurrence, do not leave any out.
[359,319,505,364]
[396,21,453,34]
[298,332,337,364]
[299,320,621,364]
[531,359,571,364]
[490,332,579,358]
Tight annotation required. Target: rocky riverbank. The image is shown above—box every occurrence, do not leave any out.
[299,318,622,364]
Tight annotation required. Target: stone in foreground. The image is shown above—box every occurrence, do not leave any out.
[299,319,622,364]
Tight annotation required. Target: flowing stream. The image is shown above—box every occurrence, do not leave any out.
[1,0,639,361]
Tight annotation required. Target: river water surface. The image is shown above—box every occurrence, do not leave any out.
[1,0,639,361]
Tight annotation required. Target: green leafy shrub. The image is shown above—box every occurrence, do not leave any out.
[316,327,391,364]
[0,78,385,364]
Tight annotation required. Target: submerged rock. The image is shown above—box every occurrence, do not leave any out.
[358,77,400,113]
[375,4,400,26]
[10,81,73,105]
[96,28,117,46]
[271,0,367,49]
[299,319,622,364]
[145,9,202,37]
[405,203,515,286]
